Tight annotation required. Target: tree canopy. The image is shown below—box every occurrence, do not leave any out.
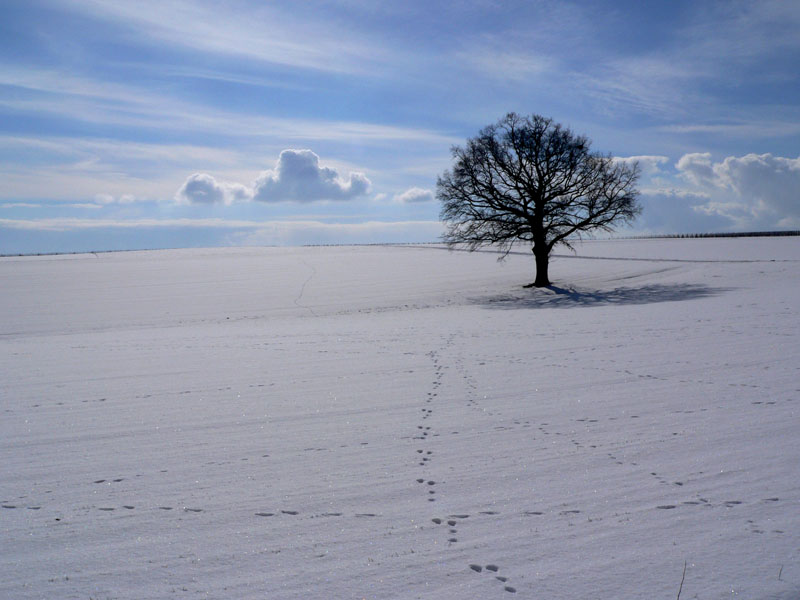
[438,113,641,286]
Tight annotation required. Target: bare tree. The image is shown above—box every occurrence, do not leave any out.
[438,113,641,287]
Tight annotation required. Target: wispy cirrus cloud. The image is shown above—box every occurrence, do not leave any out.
[50,0,388,76]
[0,67,458,146]
[659,119,800,138]
[577,2,800,121]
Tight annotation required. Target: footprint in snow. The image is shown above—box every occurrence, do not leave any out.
[469,564,516,592]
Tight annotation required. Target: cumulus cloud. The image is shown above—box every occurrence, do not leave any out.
[94,193,138,205]
[393,187,435,203]
[614,155,669,175]
[175,150,371,206]
[712,154,800,217]
[676,152,716,187]
[635,190,734,233]
[175,173,251,205]
[252,149,370,203]
[675,152,800,228]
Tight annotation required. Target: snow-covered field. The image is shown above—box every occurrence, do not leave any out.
[1,238,798,599]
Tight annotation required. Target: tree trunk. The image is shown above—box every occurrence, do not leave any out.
[532,246,550,287]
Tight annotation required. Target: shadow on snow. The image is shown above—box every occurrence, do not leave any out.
[473,283,733,309]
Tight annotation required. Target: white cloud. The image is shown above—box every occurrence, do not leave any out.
[675,152,800,228]
[94,193,139,205]
[1,201,105,210]
[393,187,435,203]
[177,174,224,204]
[676,153,715,187]
[252,150,370,203]
[660,120,800,138]
[1,202,43,209]
[52,0,386,76]
[0,68,459,148]
[66,203,105,209]
[578,2,800,121]
[639,187,710,199]
[175,173,251,205]
[174,150,370,205]
[634,189,735,234]
[712,153,800,216]
[614,155,669,175]
[175,150,371,205]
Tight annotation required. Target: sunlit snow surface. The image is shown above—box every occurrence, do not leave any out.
[1,239,798,599]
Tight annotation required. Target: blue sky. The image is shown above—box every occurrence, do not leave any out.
[1,0,799,253]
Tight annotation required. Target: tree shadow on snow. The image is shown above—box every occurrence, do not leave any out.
[473,283,733,310]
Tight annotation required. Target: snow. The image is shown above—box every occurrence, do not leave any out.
[1,238,798,599]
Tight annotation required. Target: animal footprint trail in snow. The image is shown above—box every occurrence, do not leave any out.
[469,563,516,593]
[418,339,522,592]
